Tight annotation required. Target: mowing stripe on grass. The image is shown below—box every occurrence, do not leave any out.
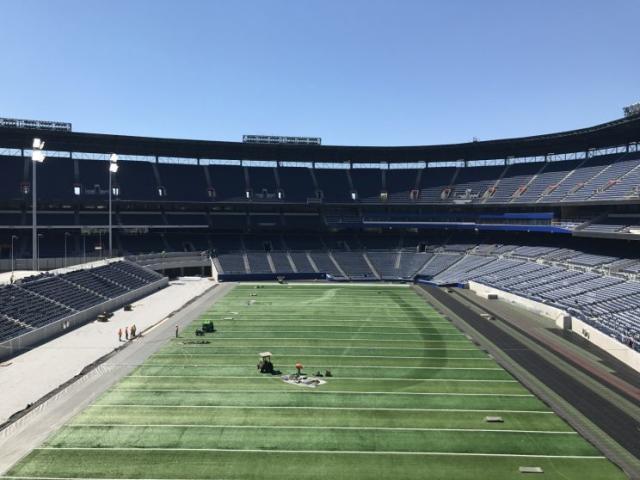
[151,348,484,356]
[122,364,503,370]
[33,447,605,459]
[158,346,480,351]
[114,388,534,396]
[215,329,465,334]
[86,404,554,413]
[203,316,452,321]
[176,339,472,343]
[69,424,576,435]
[127,375,517,383]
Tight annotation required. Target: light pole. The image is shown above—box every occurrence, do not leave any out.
[64,232,71,267]
[108,154,119,258]
[31,138,46,271]
[37,233,43,270]
[10,234,18,281]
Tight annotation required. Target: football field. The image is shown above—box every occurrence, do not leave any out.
[4,284,625,479]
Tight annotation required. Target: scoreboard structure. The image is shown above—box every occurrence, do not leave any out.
[624,102,640,118]
[243,134,321,145]
[0,117,72,132]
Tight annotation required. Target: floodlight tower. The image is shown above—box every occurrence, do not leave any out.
[108,153,119,258]
[31,138,46,271]
[10,234,18,279]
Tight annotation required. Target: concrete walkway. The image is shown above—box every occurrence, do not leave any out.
[0,277,217,424]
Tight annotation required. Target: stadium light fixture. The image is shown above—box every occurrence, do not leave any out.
[108,153,119,257]
[109,153,119,173]
[31,138,46,271]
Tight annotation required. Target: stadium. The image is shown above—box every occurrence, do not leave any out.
[0,111,638,479]
[1,2,640,479]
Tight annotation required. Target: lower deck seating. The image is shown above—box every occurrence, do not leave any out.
[424,252,640,350]
[21,276,104,311]
[0,285,71,329]
[63,269,129,297]
[288,252,315,273]
[309,252,342,277]
[0,260,163,344]
[216,253,247,274]
[0,315,33,341]
[246,252,273,274]
[269,252,294,273]
[332,252,375,279]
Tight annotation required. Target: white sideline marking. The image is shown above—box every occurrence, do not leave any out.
[211,315,442,318]
[33,447,605,459]
[113,389,534,397]
[205,315,448,319]
[1,477,233,480]
[156,346,480,352]
[69,424,576,435]
[207,316,447,320]
[178,338,471,343]
[88,405,555,414]
[131,365,503,371]
[127,375,518,383]
[165,345,477,350]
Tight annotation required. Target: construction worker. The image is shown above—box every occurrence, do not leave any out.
[118,328,122,342]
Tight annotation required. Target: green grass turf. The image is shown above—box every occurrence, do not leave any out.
[5,284,625,479]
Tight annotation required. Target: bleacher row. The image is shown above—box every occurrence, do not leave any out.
[215,250,430,281]
[421,249,640,350]
[3,150,640,205]
[580,215,640,234]
[0,261,163,343]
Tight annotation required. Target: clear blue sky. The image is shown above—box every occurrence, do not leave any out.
[1,0,638,146]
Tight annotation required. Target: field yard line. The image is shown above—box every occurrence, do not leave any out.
[155,346,481,351]
[88,405,554,413]
[69,424,576,434]
[128,364,503,370]
[202,313,448,316]
[126,375,517,383]
[33,447,605,459]
[205,302,437,305]
[207,320,454,325]
[206,322,454,326]
[149,354,490,359]
[214,325,464,339]
[205,312,445,315]
[238,283,411,287]
[113,388,534,397]
[177,338,471,343]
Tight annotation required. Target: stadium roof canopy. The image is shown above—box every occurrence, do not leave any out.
[0,115,639,164]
